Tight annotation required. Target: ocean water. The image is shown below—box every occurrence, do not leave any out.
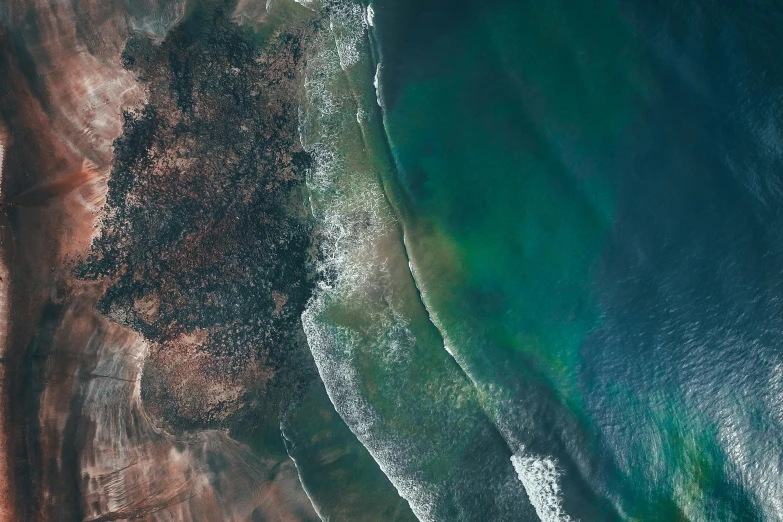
[297,0,783,520]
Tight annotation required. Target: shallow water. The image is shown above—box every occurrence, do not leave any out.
[299,0,783,520]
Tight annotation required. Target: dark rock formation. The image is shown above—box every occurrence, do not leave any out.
[77,2,320,439]
[0,0,323,519]
[0,0,417,519]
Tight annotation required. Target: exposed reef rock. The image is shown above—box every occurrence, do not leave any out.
[0,0,323,520]
[25,294,319,522]
[78,3,319,438]
[0,0,417,519]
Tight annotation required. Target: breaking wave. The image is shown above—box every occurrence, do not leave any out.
[297,2,575,520]
[298,8,439,520]
[511,454,573,522]
[365,4,375,27]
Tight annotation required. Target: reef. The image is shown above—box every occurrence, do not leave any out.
[78,3,319,438]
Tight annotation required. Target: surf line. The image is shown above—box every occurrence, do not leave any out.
[356,13,576,522]
[314,3,576,520]
[390,176,575,522]
[300,12,427,520]
[384,131,575,522]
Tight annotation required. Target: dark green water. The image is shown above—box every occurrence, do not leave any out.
[296,0,783,520]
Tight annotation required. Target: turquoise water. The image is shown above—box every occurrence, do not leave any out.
[294,0,783,520]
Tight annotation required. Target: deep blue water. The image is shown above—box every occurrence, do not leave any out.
[365,0,783,519]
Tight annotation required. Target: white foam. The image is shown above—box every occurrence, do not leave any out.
[374,63,382,107]
[298,27,438,521]
[329,3,367,69]
[366,4,375,27]
[302,293,437,522]
[397,165,578,522]
[298,8,578,522]
[511,453,574,522]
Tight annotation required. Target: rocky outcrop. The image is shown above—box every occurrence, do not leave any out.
[0,0,323,520]
[78,6,319,436]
